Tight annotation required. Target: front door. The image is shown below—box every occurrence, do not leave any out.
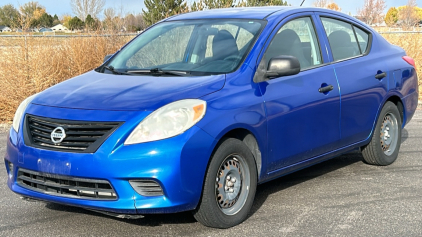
[257,15,341,171]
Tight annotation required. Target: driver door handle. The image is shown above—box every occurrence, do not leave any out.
[318,85,334,93]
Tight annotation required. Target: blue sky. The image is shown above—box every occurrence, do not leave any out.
[5,0,422,18]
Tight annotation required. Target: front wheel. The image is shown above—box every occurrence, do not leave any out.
[193,138,257,228]
[361,101,402,166]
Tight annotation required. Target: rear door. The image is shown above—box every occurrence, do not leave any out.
[315,14,390,147]
[256,13,341,171]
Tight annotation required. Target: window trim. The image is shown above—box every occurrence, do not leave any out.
[319,15,373,64]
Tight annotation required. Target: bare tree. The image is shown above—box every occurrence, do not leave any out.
[313,0,328,8]
[399,0,419,30]
[70,0,105,20]
[357,0,386,26]
[123,13,145,32]
[135,14,146,30]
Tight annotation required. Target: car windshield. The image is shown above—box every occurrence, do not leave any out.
[104,19,265,76]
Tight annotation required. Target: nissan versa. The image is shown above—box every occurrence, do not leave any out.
[5,7,419,228]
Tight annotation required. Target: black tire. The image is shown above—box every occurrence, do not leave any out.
[193,138,257,228]
[361,101,402,166]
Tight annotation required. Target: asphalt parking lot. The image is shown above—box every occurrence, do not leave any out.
[1,109,421,237]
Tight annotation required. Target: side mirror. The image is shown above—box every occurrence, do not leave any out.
[265,56,301,78]
[103,54,113,63]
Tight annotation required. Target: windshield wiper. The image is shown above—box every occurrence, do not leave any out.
[126,68,189,76]
[104,65,130,75]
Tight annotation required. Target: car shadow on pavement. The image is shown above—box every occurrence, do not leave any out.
[45,202,197,227]
[401,128,409,144]
[249,151,364,216]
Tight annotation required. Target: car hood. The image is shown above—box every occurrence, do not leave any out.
[32,71,225,111]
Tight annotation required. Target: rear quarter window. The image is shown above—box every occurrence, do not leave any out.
[353,26,370,54]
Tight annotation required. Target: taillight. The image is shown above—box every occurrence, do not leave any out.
[403,56,416,68]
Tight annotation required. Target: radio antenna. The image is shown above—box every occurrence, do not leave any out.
[300,0,306,6]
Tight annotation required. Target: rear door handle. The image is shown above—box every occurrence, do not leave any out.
[375,72,387,80]
[318,85,334,93]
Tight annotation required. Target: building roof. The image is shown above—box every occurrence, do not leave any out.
[51,24,68,29]
[0,25,11,30]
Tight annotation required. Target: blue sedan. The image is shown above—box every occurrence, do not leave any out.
[5,7,419,228]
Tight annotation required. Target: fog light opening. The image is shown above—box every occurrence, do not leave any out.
[129,180,164,196]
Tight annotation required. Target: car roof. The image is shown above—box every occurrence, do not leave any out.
[169,6,295,20]
[167,6,353,21]
[167,6,370,32]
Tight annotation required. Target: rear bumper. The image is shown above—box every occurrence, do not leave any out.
[402,91,418,126]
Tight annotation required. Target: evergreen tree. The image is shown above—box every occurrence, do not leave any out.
[52,14,60,26]
[85,14,96,30]
[38,12,54,27]
[204,0,234,9]
[68,16,84,30]
[142,0,188,27]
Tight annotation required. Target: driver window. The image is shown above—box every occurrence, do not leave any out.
[205,26,254,59]
[204,24,239,60]
[264,17,322,70]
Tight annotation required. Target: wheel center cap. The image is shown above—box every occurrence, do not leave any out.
[216,159,242,208]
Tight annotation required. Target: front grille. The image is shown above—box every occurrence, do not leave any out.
[24,115,121,153]
[17,168,117,200]
[129,180,164,196]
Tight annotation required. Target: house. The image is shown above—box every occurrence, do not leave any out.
[0,25,12,33]
[51,24,68,32]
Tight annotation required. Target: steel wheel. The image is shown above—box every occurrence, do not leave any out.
[380,112,399,156]
[193,138,257,228]
[215,154,250,216]
[361,101,402,166]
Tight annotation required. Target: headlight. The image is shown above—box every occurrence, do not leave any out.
[12,94,37,133]
[125,99,207,145]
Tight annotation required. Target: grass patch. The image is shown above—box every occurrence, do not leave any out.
[0,34,133,123]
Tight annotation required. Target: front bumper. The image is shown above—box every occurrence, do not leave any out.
[5,104,216,214]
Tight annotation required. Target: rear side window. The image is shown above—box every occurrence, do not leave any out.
[321,17,370,61]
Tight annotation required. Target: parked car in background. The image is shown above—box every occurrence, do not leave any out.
[39,27,54,33]
[5,7,419,228]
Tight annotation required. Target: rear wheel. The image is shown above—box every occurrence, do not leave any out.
[361,101,402,166]
[193,138,257,228]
